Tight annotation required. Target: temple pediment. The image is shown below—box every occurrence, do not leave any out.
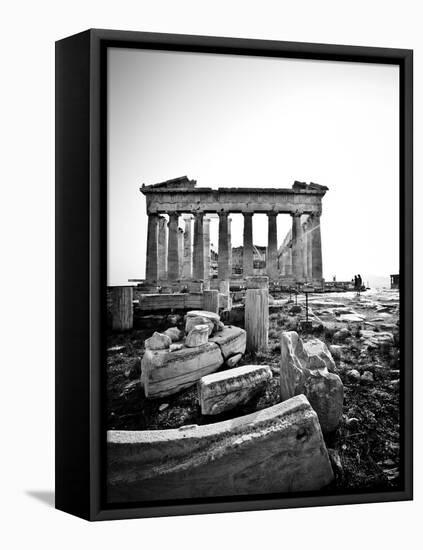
[142,176,197,190]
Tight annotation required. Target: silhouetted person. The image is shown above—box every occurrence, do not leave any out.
[353,275,358,289]
[358,274,363,289]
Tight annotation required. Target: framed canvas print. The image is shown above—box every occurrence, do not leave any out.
[55,29,413,521]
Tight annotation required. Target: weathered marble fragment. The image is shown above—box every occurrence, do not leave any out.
[304,370,344,434]
[304,338,336,372]
[185,315,214,336]
[280,331,343,433]
[210,325,246,361]
[107,395,334,502]
[186,309,220,330]
[185,324,209,347]
[145,331,171,350]
[141,343,224,398]
[199,364,272,415]
[280,331,309,401]
[163,327,183,342]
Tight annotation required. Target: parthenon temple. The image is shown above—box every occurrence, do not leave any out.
[141,176,328,287]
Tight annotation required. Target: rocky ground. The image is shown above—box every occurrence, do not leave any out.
[107,288,400,493]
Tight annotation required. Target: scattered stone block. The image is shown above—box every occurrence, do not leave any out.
[329,345,343,360]
[185,324,209,347]
[280,331,344,433]
[210,325,246,360]
[280,331,310,401]
[304,370,344,433]
[198,364,272,415]
[185,315,214,336]
[163,327,183,342]
[141,342,224,398]
[361,371,374,384]
[186,310,221,333]
[145,331,171,350]
[226,353,243,367]
[339,313,365,322]
[107,395,334,502]
[304,338,336,372]
[347,369,361,382]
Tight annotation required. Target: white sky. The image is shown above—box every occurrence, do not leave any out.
[108,47,399,285]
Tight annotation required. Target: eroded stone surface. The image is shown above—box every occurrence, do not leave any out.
[304,370,344,434]
[185,324,209,348]
[280,331,344,433]
[280,331,309,401]
[141,343,224,398]
[210,325,246,360]
[107,395,334,502]
[185,315,214,336]
[145,331,171,350]
[304,338,336,372]
[199,364,272,415]
[163,327,183,342]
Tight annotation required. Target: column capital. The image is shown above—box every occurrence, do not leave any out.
[243,211,254,218]
[267,211,278,218]
[218,210,229,219]
[291,210,304,218]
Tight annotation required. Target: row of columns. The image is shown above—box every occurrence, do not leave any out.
[145,210,322,283]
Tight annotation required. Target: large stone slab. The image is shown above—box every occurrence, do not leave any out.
[210,325,246,361]
[107,395,334,503]
[141,343,224,399]
[280,331,344,433]
[199,364,272,415]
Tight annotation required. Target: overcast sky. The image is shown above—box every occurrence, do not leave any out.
[107,47,399,286]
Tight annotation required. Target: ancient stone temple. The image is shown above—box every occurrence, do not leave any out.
[141,176,328,284]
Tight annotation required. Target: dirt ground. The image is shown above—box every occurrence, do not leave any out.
[106,288,401,493]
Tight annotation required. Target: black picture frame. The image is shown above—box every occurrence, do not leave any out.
[55,28,413,521]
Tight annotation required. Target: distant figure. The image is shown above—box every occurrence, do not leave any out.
[357,274,363,289]
[353,275,358,289]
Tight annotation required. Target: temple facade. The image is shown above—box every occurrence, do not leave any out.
[141,176,327,285]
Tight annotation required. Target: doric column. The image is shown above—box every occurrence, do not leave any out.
[291,212,304,282]
[243,212,254,277]
[182,215,193,279]
[157,216,168,280]
[310,213,323,281]
[287,246,292,277]
[167,213,180,281]
[228,217,233,278]
[306,219,313,280]
[267,212,278,280]
[218,212,230,281]
[145,213,159,282]
[203,217,211,280]
[193,212,205,279]
[302,217,309,281]
[178,227,184,278]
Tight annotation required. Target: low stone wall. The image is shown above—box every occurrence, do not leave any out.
[107,395,334,503]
